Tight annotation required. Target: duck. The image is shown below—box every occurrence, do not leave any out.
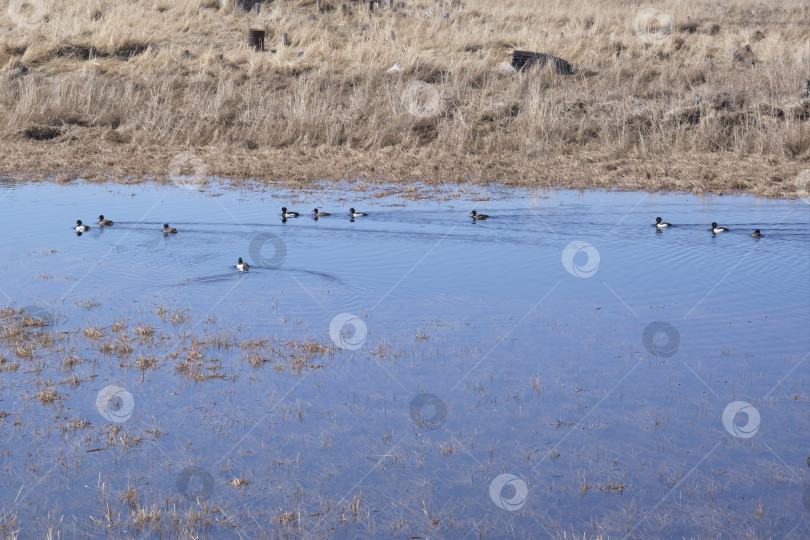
[75,220,90,232]
[711,222,729,234]
[98,215,114,226]
[236,257,250,271]
[281,207,300,218]
[313,208,331,217]
[163,224,177,234]
[751,229,762,238]
[471,210,489,220]
[654,217,672,228]
[349,208,367,217]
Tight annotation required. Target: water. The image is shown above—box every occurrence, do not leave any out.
[0,179,808,538]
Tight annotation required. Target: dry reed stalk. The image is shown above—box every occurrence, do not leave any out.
[0,0,807,197]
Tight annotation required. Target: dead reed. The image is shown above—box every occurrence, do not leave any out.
[0,0,808,197]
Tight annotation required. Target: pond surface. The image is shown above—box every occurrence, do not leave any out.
[0,179,808,538]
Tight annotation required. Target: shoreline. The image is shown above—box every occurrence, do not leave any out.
[2,0,808,200]
[1,140,807,200]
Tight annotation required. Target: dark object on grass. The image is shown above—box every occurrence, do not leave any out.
[510,50,573,75]
[248,29,265,51]
[24,126,61,141]
[732,44,756,64]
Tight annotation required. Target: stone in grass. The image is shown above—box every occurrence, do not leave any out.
[497,62,516,74]
[510,50,573,75]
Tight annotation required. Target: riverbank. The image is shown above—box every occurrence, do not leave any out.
[1,0,808,198]
[0,139,806,199]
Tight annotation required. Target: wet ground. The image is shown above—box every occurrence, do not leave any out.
[0,179,808,538]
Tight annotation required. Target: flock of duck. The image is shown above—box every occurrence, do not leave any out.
[654,216,762,237]
[73,210,764,271]
[74,208,373,271]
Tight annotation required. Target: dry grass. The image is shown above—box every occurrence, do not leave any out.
[0,307,60,361]
[242,336,331,372]
[225,477,251,488]
[133,323,154,337]
[62,355,83,368]
[134,353,158,370]
[83,323,104,340]
[98,337,135,356]
[0,355,20,372]
[33,388,58,404]
[0,0,808,197]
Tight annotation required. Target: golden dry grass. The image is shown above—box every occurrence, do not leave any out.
[1,0,809,197]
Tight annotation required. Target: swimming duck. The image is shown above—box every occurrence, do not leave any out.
[751,229,762,238]
[98,215,114,226]
[281,207,300,218]
[711,222,729,233]
[313,208,331,217]
[75,220,90,232]
[236,257,250,271]
[349,208,367,217]
[654,217,672,228]
[471,210,489,220]
[163,224,177,234]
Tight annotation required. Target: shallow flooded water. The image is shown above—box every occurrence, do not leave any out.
[0,179,808,538]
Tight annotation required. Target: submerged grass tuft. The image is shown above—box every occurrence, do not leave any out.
[33,388,58,404]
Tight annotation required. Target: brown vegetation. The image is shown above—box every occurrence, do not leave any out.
[1,0,809,197]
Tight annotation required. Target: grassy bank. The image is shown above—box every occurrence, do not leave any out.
[1,0,809,197]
